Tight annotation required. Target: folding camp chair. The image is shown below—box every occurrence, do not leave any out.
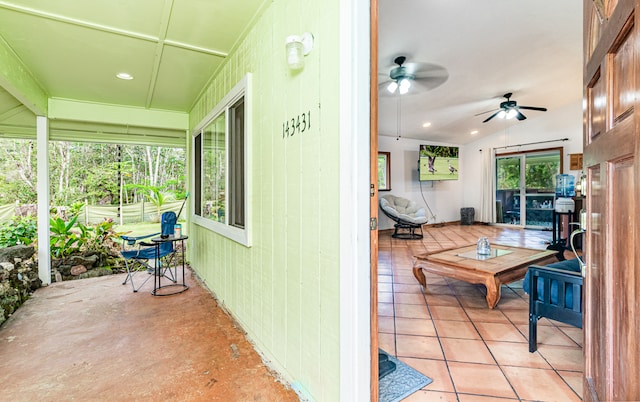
[121,211,177,292]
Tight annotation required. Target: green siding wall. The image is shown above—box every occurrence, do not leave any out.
[188,0,341,400]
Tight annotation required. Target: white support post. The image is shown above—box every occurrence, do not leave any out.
[36,115,51,285]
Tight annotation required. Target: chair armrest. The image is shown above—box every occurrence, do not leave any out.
[528,265,582,283]
[121,232,161,245]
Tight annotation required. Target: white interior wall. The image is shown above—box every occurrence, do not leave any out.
[378,100,583,230]
[462,100,584,217]
[378,136,464,230]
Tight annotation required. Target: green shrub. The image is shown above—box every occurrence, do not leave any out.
[0,215,38,247]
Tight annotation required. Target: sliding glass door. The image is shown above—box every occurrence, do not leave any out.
[495,149,561,229]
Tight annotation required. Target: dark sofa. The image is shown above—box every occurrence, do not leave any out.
[523,258,583,352]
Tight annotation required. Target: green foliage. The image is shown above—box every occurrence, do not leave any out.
[128,184,176,222]
[0,215,38,247]
[50,215,81,257]
[497,154,560,191]
[419,145,459,158]
[1,140,186,205]
[49,215,123,257]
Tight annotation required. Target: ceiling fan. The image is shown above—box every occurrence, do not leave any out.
[380,55,448,95]
[477,92,548,123]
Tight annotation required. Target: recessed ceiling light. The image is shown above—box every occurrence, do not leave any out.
[470,130,479,135]
[422,122,432,128]
[116,72,134,80]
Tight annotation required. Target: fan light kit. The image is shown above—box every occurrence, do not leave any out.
[386,56,414,94]
[285,32,314,70]
[477,92,547,123]
[381,55,448,97]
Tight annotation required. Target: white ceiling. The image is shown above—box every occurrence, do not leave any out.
[378,1,584,145]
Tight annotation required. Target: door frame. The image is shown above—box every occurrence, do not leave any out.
[370,0,380,400]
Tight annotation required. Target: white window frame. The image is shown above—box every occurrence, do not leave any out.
[191,73,252,246]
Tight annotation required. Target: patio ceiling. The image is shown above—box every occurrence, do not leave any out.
[0,0,266,144]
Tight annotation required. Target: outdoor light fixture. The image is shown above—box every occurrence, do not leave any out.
[285,32,314,70]
[116,72,134,80]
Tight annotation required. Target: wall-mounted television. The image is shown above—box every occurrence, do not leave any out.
[419,144,459,181]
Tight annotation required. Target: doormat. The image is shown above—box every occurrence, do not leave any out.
[379,349,433,402]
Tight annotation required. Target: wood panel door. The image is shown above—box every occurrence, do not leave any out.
[583,1,640,400]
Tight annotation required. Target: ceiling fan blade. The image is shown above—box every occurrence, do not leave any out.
[515,111,527,120]
[475,108,498,116]
[482,110,502,123]
[403,62,447,78]
[518,106,547,112]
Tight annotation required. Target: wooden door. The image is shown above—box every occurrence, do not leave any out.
[583,1,640,400]
[370,0,379,400]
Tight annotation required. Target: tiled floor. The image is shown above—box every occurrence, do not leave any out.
[378,224,583,402]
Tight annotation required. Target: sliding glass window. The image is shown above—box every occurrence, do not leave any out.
[192,74,251,246]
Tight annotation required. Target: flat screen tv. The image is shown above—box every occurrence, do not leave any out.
[419,144,459,181]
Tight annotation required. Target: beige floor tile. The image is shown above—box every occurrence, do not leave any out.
[464,307,510,324]
[440,338,495,364]
[458,295,491,309]
[378,316,395,334]
[537,345,584,372]
[379,291,394,304]
[399,357,455,393]
[448,361,516,399]
[424,274,449,286]
[404,390,458,401]
[395,274,420,284]
[429,305,469,321]
[423,284,455,295]
[495,296,529,310]
[378,282,393,292]
[378,274,393,283]
[378,302,394,317]
[518,323,578,347]
[558,370,583,399]
[558,326,583,347]
[475,322,527,343]
[433,319,481,340]
[425,293,461,307]
[502,366,581,401]
[457,394,518,401]
[395,317,437,337]
[378,332,396,355]
[393,283,423,294]
[485,340,551,369]
[395,303,430,319]
[395,292,427,305]
[396,335,444,360]
[499,308,529,325]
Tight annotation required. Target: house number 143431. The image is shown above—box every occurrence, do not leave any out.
[282,111,311,138]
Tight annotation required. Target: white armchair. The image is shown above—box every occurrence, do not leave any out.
[379,194,428,239]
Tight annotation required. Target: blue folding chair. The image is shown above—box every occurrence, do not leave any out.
[121,211,177,292]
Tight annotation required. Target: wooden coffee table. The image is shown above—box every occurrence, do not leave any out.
[413,244,557,309]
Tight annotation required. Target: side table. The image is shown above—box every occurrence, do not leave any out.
[151,235,189,296]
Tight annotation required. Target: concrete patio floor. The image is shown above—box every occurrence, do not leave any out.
[0,268,298,401]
